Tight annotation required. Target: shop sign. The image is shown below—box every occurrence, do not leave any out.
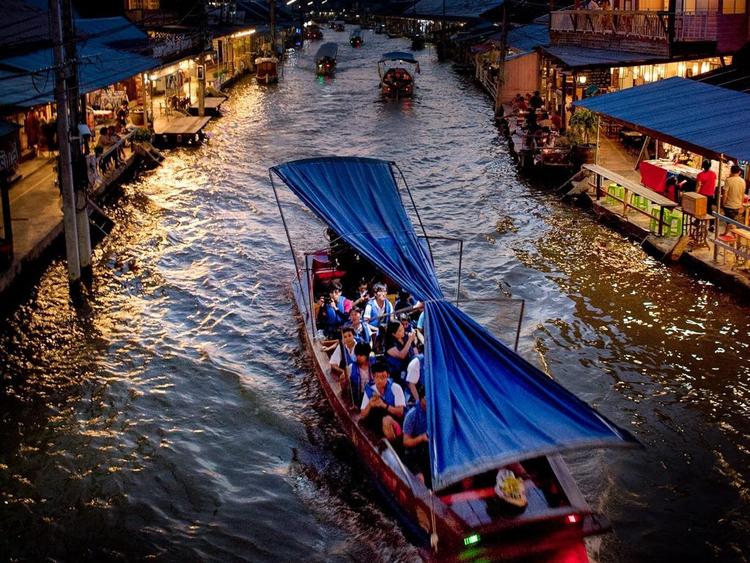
[0,135,19,176]
[588,68,611,89]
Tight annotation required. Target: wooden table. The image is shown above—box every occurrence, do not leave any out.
[584,164,678,236]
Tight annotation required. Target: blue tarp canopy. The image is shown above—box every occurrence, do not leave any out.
[575,77,750,162]
[315,42,339,60]
[271,157,639,490]
[380,51,418,64]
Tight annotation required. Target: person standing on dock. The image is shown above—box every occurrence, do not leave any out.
[722,165,745,233]
[696,160,717,217]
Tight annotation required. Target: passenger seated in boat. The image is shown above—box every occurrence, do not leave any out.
[318,279,352,338]
[329,326,357,380]
[399,313,414,338]
[403,385,430,486]
[360,362,405,440]
[385,321,417,381]
[405,340,424,403]
[350,278,371,312]
[394,289,419,318]
[347,307,372,346]
[363,282,393,344]
[349,342,373,407]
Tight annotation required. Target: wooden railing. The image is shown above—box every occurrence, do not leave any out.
[550,10,717,42]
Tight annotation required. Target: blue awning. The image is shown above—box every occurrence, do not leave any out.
[0,41,158,109]
[271,157,639,490]
[575,77,750,162]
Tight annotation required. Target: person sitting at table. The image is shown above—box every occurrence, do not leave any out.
[665,176,686,203]
[695,160,717,217]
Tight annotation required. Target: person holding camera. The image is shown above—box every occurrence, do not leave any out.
[360,362,405,440]
[317,280,352,338]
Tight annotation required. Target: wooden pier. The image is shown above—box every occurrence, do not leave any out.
[188,97,225,117]
[153,116,212,147]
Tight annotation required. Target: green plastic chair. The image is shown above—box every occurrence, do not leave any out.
[632,194,649,213]
[667,209,683,237]
[605,183,618,205]
[649,207,664,233]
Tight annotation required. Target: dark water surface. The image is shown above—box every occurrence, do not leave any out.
[1,30,749,562]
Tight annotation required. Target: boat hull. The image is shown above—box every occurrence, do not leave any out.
[289,260,603,560]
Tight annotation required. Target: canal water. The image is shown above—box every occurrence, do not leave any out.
[1,29,749,562]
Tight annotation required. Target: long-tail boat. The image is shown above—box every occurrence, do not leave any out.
[270,157,640,561]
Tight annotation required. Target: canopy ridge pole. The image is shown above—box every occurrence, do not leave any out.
[269,169,302,290]
[391,162,434,263]
[514,299,525,352]
[456,240,463,306]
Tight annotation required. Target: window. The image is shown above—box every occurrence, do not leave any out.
[677,0,718,11]
[723,0,746,13]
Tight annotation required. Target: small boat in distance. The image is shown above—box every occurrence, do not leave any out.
[315,42,338,77]
[269,156,640,562]
[350,28,363,47]
[255,55,279,84]
[304,24,323,41]
[378,51,420,99]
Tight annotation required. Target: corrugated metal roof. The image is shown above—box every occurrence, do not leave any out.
[541,45,668,69]
[0,45,158,109]
[75,17,150,49]
[508,23,548,52]
[574,77,750,161]
[403,0,503,19]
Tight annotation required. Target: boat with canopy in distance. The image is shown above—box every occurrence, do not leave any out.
[315,43,338,77]
[255,55,279,84]
[378,52,420,99]
[350,28,363,47]
[269,157,641,562]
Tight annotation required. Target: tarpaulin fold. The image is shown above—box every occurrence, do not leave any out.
[272,156,639,490]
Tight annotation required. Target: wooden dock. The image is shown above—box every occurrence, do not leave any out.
[188,97,225,116]
[153,116,211,146]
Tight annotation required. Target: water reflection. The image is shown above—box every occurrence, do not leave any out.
[0,33,748,562]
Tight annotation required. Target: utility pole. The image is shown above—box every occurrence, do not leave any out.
[198,0,207,117]
[50,0,82,289]
[494,2,509,119]
[61,0,92,279]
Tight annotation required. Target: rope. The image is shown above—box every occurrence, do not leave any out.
[429,488,439,552]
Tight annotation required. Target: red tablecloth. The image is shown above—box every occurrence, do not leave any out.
[640,161,668,193]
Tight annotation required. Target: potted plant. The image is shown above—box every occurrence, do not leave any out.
[568,108,598,164]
